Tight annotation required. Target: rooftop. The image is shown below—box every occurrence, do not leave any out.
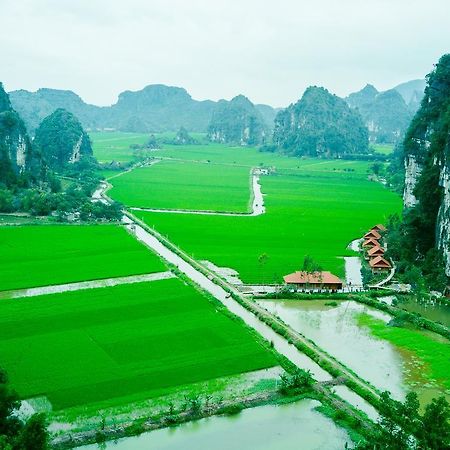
[283,271,342,285]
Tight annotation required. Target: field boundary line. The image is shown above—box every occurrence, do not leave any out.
[0,271,175,299]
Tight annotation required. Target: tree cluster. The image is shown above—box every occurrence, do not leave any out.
[357,392,449,450]
[0,368,48,450]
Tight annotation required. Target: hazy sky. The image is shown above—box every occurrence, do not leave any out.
[1,0,449,107]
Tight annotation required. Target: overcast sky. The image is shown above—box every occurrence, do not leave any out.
[1,0,449,107]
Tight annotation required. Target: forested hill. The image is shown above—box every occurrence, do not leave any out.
[388,54,450,285]
[34,109,93,171]
[9,84,277,134]
[0,83,42,187]
[207,95,267,145]
[272,86,368,157]
[345,79,426,144]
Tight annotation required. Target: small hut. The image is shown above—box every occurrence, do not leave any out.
[362,237,380,248]
[367,246,385,258]
[364,229,381,240]
[369,256,391,272]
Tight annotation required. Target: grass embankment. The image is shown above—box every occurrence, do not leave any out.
[0,278,276,412]
[357,313,450,391]
[108,160,252,212]
[134,162,401,282]
[90,131,149,163]
[0,224,165,291]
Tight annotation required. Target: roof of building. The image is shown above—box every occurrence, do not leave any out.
[283,271,342,285]
[362,237,380,247]
[364,229,381,240]
[371,224,387,232]
[368,245,385,256]
[369,256,391,268]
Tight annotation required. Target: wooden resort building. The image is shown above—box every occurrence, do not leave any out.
[364,229,381,240]
[367,245,385,258]
[371,224,386,232]
[369,256,391,272]
[283,271,343,291]
[362,237,380,248]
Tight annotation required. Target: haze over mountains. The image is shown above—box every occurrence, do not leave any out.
[9,79,425,144]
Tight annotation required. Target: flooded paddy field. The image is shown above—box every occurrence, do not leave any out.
[81,398,351,450]
[257,298,450,405]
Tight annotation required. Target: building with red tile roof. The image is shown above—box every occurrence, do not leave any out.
[283,271,343,290]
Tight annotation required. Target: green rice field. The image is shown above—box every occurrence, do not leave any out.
[0,225,165,291]
[108,160,252,211]
[0,279,276,410]
[113,145,402,283]
[90,131,149,162]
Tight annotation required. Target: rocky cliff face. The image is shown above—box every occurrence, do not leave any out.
[437,163,450,275]
[402,54,450,276]
[0,83,41,185]
[34,108,93,171]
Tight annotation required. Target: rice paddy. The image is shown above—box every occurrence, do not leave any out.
[90,131,149,162]
[0,279,276,411]
[116,148,403,282]
[108,160,252,211]
[0,225,165,291]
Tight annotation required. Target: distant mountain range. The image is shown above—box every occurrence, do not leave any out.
[9,85,277,135]
[345,79,426,143]
[9,79,425,144]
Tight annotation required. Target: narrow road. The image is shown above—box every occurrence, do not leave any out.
[0,271,175,300]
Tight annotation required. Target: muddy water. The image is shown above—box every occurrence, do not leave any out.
[257,299,408,400]
[82,399,351,450]
[123,217,331,381]
[397,297,450,328]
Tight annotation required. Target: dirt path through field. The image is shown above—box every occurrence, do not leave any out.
[129,168,265,216]
[0,271,175,299]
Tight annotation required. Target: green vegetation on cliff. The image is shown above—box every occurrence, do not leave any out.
[273,86,368,157]
[34,108,93,171]
[0,83,42,187]
[207,95,267,145]
[346,85,412,143]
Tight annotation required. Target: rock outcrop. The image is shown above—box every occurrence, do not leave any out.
[273,86,368,157]
[346,85,413,143]
[34,109,93,171]
[0,83,41,185]
[207,95,267,145]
